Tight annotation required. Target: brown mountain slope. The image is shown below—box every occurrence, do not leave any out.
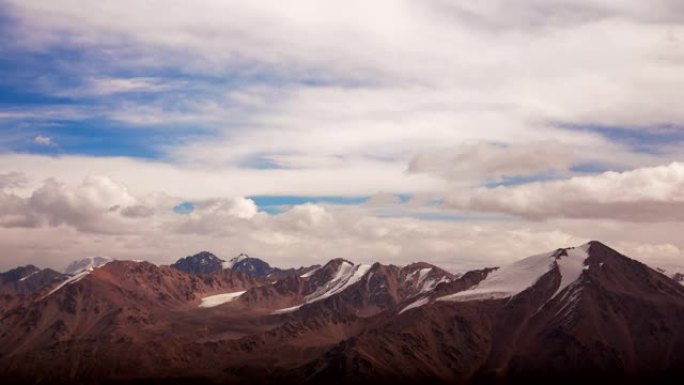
[293,242,684,384]
[494,241,684,382]
[1,241,683,384]
[0,260,266,384]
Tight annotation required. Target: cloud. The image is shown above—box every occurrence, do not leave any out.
[2,0,683,179]
[0,176,582,272]
[0,174,578,271]
[33,135,56,146]
[0,176,156,233]
[86,77,169,95]
[43,77,175,98]
[5,0,684,128]
[446,162,684,221]
[173,197,259,234]
[26,176,142,233]
[0,174,682,277]
[0,153,446,198]
[407,141,576,183]
[0,172,28,189]
[0,190,34,227]
[365,192,405,206]
[120,205,155,218]
[1,1,684,276]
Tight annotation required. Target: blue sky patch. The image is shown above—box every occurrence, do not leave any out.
[0,118,209,159]
[250,195,370,214]
[561,123,684,154]
[239,156,288,170]
[483,172,564,188]
[173,202,195,214]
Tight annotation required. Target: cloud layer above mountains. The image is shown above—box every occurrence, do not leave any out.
[1,0,683,272]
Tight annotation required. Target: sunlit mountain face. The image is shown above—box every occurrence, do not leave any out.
[1,1,684,383]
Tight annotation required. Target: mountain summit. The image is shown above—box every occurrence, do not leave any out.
[171,251,279,277]
[171,251,224,274]
[225,253,277,277]
[222,253,250,269]
[0,265,67,295]
[63,256,112,275]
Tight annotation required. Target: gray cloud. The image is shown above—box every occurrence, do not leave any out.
[0,172,28,189]
[120,205,155,218]
[407,141,576,183]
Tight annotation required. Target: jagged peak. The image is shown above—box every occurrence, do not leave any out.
[403,261,438,270]
[186,251,221,259]
[173,251,223,265]
[171,252,224,274]
[222,253,251,269]
[64,256,113,276]
[222,254,279,278]
[322,258,355,269]
[0,264,42,283]
[584,240,615,252]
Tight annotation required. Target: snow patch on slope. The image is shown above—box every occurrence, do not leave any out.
[42,271,90,299]
[199,291,246,308]
[272,262,372,314]
[306,262,371,303]
[222,253,250,269]
[272,305,302,314]
[403,266,450,294]
[437,244,591,303]
[417,268,432,283]
[437,250,556,302]
[299,267,320,278]
[420,276,450,293]
[41,257,117,299]
[399,297,429,314]
[18,271,38,282]
[552,244,589,299]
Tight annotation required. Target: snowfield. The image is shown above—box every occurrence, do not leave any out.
[272,261,371,314]
[199,291,246,308]
[399,297,429,314]
[438,244,590,303]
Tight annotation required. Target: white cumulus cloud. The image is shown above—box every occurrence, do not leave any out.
[446,162,684,221]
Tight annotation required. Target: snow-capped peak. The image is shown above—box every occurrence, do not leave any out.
[273,260,372,314]
[43,256,111,299]
[222,253,250,269]
[64,256,112,276]
[438,244,590,303]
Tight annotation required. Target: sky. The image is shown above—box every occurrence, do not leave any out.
[1,0,684,273]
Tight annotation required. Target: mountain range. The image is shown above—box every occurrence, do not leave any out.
[0,241,683,384]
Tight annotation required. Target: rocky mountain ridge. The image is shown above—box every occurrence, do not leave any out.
[1,241,683,384]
